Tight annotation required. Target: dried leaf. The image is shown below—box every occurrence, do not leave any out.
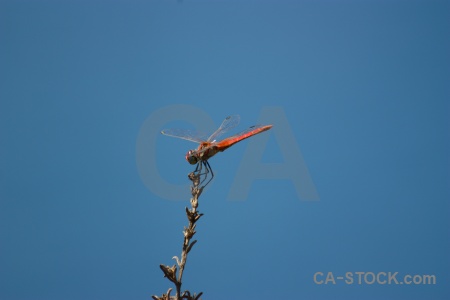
[186,240,197,253]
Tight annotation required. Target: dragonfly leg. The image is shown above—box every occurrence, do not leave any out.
[193,161,207,182]
[194,161,201,174]
[199,161,210,186]
[192,160,214,188]
[201,160,214,188]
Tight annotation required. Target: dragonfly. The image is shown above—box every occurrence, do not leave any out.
[161,115,272,187]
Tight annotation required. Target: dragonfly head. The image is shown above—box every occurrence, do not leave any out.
[185,150,198,165]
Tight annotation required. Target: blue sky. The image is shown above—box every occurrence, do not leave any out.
[1,0,449,299]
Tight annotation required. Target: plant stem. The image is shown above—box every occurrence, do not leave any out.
[153,171,204,300]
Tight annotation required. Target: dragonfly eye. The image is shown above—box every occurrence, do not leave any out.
[185,150,198,165]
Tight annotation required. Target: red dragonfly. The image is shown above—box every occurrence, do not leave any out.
[161,115,272,186]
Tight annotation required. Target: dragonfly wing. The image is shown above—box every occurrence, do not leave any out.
[207,115,240,142]
[160,128,207,143]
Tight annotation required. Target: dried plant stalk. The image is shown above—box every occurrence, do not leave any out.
[152,172,204,300]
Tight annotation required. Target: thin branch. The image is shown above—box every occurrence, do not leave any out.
[153,170,204,300]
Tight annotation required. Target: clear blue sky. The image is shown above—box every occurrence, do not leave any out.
[1,0,449,299]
